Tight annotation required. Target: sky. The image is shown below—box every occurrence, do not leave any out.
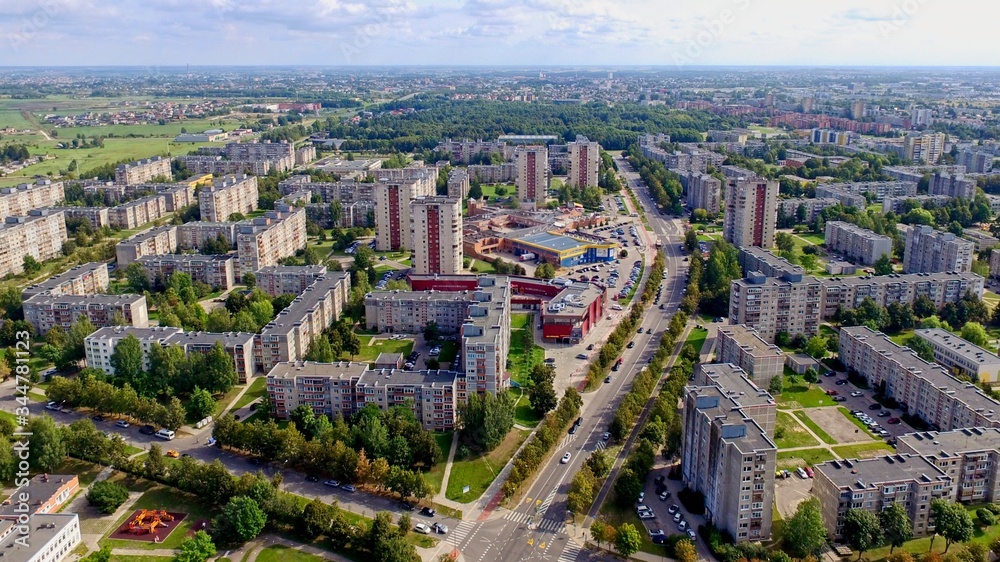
[0,0,995,67]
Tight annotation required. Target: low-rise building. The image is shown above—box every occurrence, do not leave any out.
[0,514,81,562]
[914,328,1000,384]
[963,229,999,252]
[24,293,148,335]
[897,427,1000,504]
[825,221,893,266]
[136,254,237,290]
[22,262,109,299]
[715,325,785,388]
[115,225,178,264]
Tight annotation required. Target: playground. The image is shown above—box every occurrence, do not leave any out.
[109,509,188,543]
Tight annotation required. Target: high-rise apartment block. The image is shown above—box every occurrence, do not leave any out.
[375,179,434,251]
[410,197,462,275]
[22,262,110,299]
[447,169,470,199]
[715,325,785,388]
[728,272,822,342]
[825,221,893,266]
[0,180,64,217]
[723,177,778,249]
[108,194,170,229]
[957,150,994,174]
[0,210,67,278]
[236,204,307,276]
[254,265,328,297]
[904,226,975,274]
[903,132,947,164]
[199,175,259,222]
[115,156,172,185]
[929,172,976,199]
[115,225,178,265]
[278,176,377,229]
[738,247,805,279]
[682,363,777,542]
[913,328,1000,384]
[177,221,237,250]
[897,427,1000,504]
[685,173,723,215]
[839,326,1000,430]
[23,293,148,335]
[135,254,237,290]
[514,145,548,209]
[567,136,600,188]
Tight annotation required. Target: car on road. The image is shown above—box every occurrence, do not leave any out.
[45,401,60,411]
[544,357,556,364]
[116,420,131,428]
[825,390,838,396]
[850,391,864,397]
[672,512,682,523]
[420,507,435,517]
[888,417,901,424]
[658,490,670,501]
[602,432,611,441]
[324,480,340,487]
[414,523,431,534]
[879,410,891,417]
[166,450,179,458]
[432,522,448,534]
[833,396,847,402]
[626,341,635,348]
[400,502,414,511]
[341,484,356,492]
[667,505,679,514]
[836,379,848,385]
[561,453,572,464]
[155,429,175,440]
[576,354,589,360]
[139,425,156,435]
[587,344,595,350]
[92,415,105,422]
[604,376,612,384]
[637,492,645,503]
[869,403,882,410]
[654,475,665,485]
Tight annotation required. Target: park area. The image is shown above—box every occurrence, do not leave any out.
[109,510,189,543]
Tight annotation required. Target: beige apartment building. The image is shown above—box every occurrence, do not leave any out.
[447,169,470,199]
[840,326,1000,431]
[22,262,109,299]
[904,226,975,274]
[48,206,111,229]
[108,194,169,229]
[23,293,148,335]
[723,177,778,249]
[0,180,64,217]
[199,175,259,222]
[177,221,237,250]
[682,364,777,542]
[136,254,237,291]
[904,132,947,164]
[374,178,434,251]
[0,210,68,279]
[820,272,984,318]
[410,197,462,275]
[567,136,600,188]
[825,221,893,266]
[898,427,1000,504]
[684,173,723,215]
[236,204,307,275]
[514,145,548,209]
[115,156,172,185]
[254,265,328,296]
[256,273,351,372]
[813,455,953,540]
[115,225,178,264]
[728,272,823,342]
[715,325,785,388]
[738,247,805,279]
[913,328,1000,384]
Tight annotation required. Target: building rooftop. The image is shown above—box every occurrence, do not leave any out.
[914,328,1000,367]
[260,273,351,335]
[136,254,236,264]
[686,384,776,454]
[0,514,79,562]
[22,262,108,297]
[357,368,459,389]
[165,331,255,347]
[824,271,984,288]
[898,427,1000,457]
[696,363,776,409]
[86,326,183,341]
[828,220,892,240]
[24,292,145,307]
[374,352,403,364]
[717,325,784,358]
[119,225,176,245]
[0,473,77,518]
[516,231,589,253]
[266,361,369,380]
[255,265,328,276]
[544,283,605,319]
[739,246,805,276]
[814,454,951,489]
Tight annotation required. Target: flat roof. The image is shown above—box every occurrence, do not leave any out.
[824,271,984,288]
[696,363,776,409]
[23,262,107,295]
[915,328,1000,367]
[25,293,145,306]
[814,454,950,489]
[86,326,183,342]
[717,325,783,358]
[165,331,255,346]
[260,273,351,335]
[375,352,403,363]
[0,474,77,518]
[898,427,1000,457]
[0,514,79,562]
[119,225,176,245]
[266,361,369,380]
[686,384,775,453]
[357,368,459,388]
[136,254,236,264]
[516,232,588,253]
[544,283,604,319]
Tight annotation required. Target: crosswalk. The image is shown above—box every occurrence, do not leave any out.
[502,511,567,534]
[445,520,476,546]
[558,542,582,562]
[538,485,559,517]
[560,432,579,448]
[595,440,606,451]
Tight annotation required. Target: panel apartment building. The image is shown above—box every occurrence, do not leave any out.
[177,221,237,250]
[136,254,237,291]
[813,455,953,540]
[0,210,67,278]
[812,186,868,209]
[729,272,823,342]
[816,181,917,202]
[825,221,893,266]
[682,363,777,542]
[410,196,462,275]
[236,204,307,276]
[22,262,110,299]
[715,325,785,388]
[839,326,1000,431]
[914,328,1000,384]
[738,247,805,279]
[199,175,259,222]
[567,136,600,188]
[514,145,548,209]
[254,265,328,297]
[279,176,377,228]
[819,272,984,319]
[683,173,723,215]
[447,169,470,200]
[0,180,64,217]
[115,225,178,265]
[929,172,976,200]
[898,427,1000,504]
[23,293,148,335]
[256,273,351,372]
[904,226,975,274]
[108,194,170,229]
[778,197,843,223]
[375,178,435,251]
[115,156,171,185]
[723,177,778,249]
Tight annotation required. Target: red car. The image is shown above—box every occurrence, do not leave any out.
[805,466,814,478]
[887,418,901,424]
[825,390,838,396]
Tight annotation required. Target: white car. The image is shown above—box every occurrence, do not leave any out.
[45,401,60,411]
[850,391,864,397]
[155,429,176,440]
[561,452,572,464]
[414,523,431,534]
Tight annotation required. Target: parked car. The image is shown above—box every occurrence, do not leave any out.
[833,396,847,402]
[658,490,670,501]
[576,354,589,360]
[414,524,431,535]
[432,522,448,534]
[869,403,882,410]
[637,492,645,503]
[400,502,415,511]
[341,484,356,492]
[879,410,891,417]
[825,390,838,396]
[805,467,814,478]
[888,418,901,424]
[155,429,175,440]
[92,415,105,422]
[116,420,131,428]
[324,480,341,487]
[420,507,436,517]
[796,467,808,479]
[667,505,679,514]
[604,376,612,384]
[166,450,179,458]
[45,401,60,411]
[686,529,697,541]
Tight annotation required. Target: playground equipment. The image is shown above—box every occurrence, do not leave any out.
[126,510,175,535]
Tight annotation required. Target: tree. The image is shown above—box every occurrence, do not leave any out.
[186,387,216,421]
[931,499,974,552]
[213,495,267,545]
[125,262,151,292]
[160,397,187,431]
[590,520,612,549]
[423,321,440,342]
[776,232,795,253]
[769,373,784,394]
[398,512,412,536]
[805,335,828,359]
[534,262,556,279]
[843,509,883,560]
[242,272,256,288]
[906,336,937,362]
[964,543,990,562]
[880,502,913,554]
[204,341,238,393]
[305,336,336,362]
[989,536,1000,561]
[28,415,66,472]
[615,523,641,557]
[914,294,937,318]
[174,531,217,562]
[300,497,337,539]
[785,498,828,558]
[82,546,113,562]
[110,334,144,384]
[675,540,698,562]
[22,254,41,275]
[86,480,130,514]
[527,363,558,415]
[874,255,894,275]
[961,322,990,347]
[458,391,516,452]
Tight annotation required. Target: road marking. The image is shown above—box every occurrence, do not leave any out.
[557,542,582,562]
[537,485,559,518]
[595,440,606,451]
[445,519,476,546]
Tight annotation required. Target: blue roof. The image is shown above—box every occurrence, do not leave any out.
[517,232,587,252]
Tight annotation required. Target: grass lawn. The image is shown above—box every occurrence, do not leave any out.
[598,502,671,557]
[55,457,105,486]
[832,442,895,459]
[776,448,836,470]
[510,388,543,428]
[470,259,496,273]
[424,431,454,494]
[373,265,395,274]
[862,503,1000,560]
[348,335,414,363]
[100,485,212,551]
[775,411,819,449]
[888,330,914,346]
[208,385,245,419]
[684,327,709,357]
[446,428,530,502]
[793,410,837,445]
[109,556,174,562]
[436,341,459,364]
[232,377,267,411]
[777,383,837,409]
[255,546,327,562]
[838,407,879,438]
[511,313,533,330]
[797,233,825,246]
[508,328,544,386]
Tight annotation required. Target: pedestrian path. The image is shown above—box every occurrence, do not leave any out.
[445,520,476,547]
[501,511,566,534]
[557,542,582,562]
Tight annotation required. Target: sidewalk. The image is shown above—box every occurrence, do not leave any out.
[432,431,468,515]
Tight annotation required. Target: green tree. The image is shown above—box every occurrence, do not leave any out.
[527,363,558,415]
[22,254,41,275]
[110,334,144,384]
[204,341,238,393]
[615,523,642,558]
[125,262,150,292]
[534,262,556,279]
[423,321,440,342]
[28,414,66,472]
[186,387,216,421]
[775,232,795,253]
[880,502,914,554]
[86,480,130,514]
[784,498,828,558]
[874,254,894,275]
[174,531,216,562]
[590,520,612,549]
[675,540,698,562]
[305,336,336,362]
[806,335,828,359]
[906,336,937,362]
[768,373,784,394]
[242,272,256,288]
[931,499,974,552]
[213,496,267,545]
[961,322,989,347]
[300,497,338,539]
[843,509,884,560]
[458,391,516,452]
[82,546,113,562]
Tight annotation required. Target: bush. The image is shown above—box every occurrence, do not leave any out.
[978,508,996,527]
[86,480,130,514]
[985,503,1000,515]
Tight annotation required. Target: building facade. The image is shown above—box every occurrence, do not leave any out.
[115,156,171,185]
[825,221,893,266]
[22,262,110,299]
[254,265,328,297]
[115,225,178,264]
[24,293,149,335]
[0,210,67,279]
[904,226,975,274]
[236,204,307,275]
[567,136,600,188]
[135,254,237,290]
[375,179,435,251]
[0,180,64,217]
[199,175,259,222]
[723,177,778,249]
[913,328,1000,383]
[715,325,785,388]
[514,145,548,209]
[897,427,1000,504]
[728,272,823,342]
[410,197,463,275]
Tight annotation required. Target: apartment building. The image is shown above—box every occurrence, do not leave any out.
[723,177,778,249]
[904,226,975,274]
[115,225,178,264]
[148,183,195,212]
[817,180,918,202]
[738,247,806,279]
[447,169,470,199]
[991,249,1000,279]
[435,138,506,163]
[715,325,785,388]
[963,229,998,252]
[410,197,462,275]
[684,173,723,215]
[47,206,111,229]
[821,272,984,318]
[22,262,109,299]
[779,198,843,223]
[266,361,461,431]
[729,272,823,342]
[904,132,947,164]
[199,175,259,222]
[825,221,893,266]
[682,365,777,542]
[278,176,377,228]
[254,265,328,297]
[957,150,994,174]
[0,180,64,217]
[812,186,868,209]
[929,172,977,200]
[375,179,434,251]
[898,427,1000,504]
[136,254,237,290]
[177,221,237,250]
[720,165,758,180]
[0,210,68,278]
[567,136,600,188]
[882,195,952,215]
[839,326,1000,430]
[914,328,1000,384]
[166,330,256,382]
[108,194,169,229]
[813,455,953,540]
[24,293,148,335]
[256,273,351,372]
[115,156,171,185]
[236,204,307,276]
[693,363,777,436]
[468,163,516,184]
[295,145,317,166]
[886,165,966,184]
[0,513,81,562]
[514,145,548,209]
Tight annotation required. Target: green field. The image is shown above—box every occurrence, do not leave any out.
[511,313,533,330]
[424,431,454,494]
[255,545,327,562]
[232,377,267,411]
[446,429,530,502]
[684,327,709,357]
[774,411,819,449]
[832,442,895,459]
[776,448,836,470]
[793,410,837,445]
[510,388,543,428]
[776,383,838,409]
[350,335,414,362]
[508,325,544,386]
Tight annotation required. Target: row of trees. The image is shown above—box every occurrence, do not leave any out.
[46,372,188,430]
[458,391,516,453]
[502,386,583,498]
[626,146,684,215]
[680,237,742,318]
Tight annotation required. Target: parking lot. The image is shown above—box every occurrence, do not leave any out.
[814,372,915,441]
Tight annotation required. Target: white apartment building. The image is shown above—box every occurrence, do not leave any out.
[0,513,81,562]
[135,254,237,290]
[0,210,67,279]
[914,328,1000,384]
[816,181,917,202]
[447,169,470,199]
[820,272,984,318]
[115,156,171,185]
[0,180,64,217]
[684,173,723,215]
[115,225,178,265]
[897,427,1000,504]
[904,226,975,274]
[254,265,328,297]
[199,175,259,222]
[410,197,462,275]
[567,136,600,188]
[723,177,778,249]
[728,272,823,342]
[715,325,785,388]
[177,221,237,250]
[236,204,307,276]
[514,145,548,209]
[825,221,893,266]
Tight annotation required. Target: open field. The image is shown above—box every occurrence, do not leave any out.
[775,411,819,449]
[792,410,837,444]
[349,335,414,362]
[832,442,895,459]
[684,327,708,355]
[776,448,836,470]
[446,428,530,502]
[776,383,838,409]
[423,431,454,493]
[232,378,267,410]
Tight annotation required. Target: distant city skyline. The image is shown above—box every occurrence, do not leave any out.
[1,0,994,67]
